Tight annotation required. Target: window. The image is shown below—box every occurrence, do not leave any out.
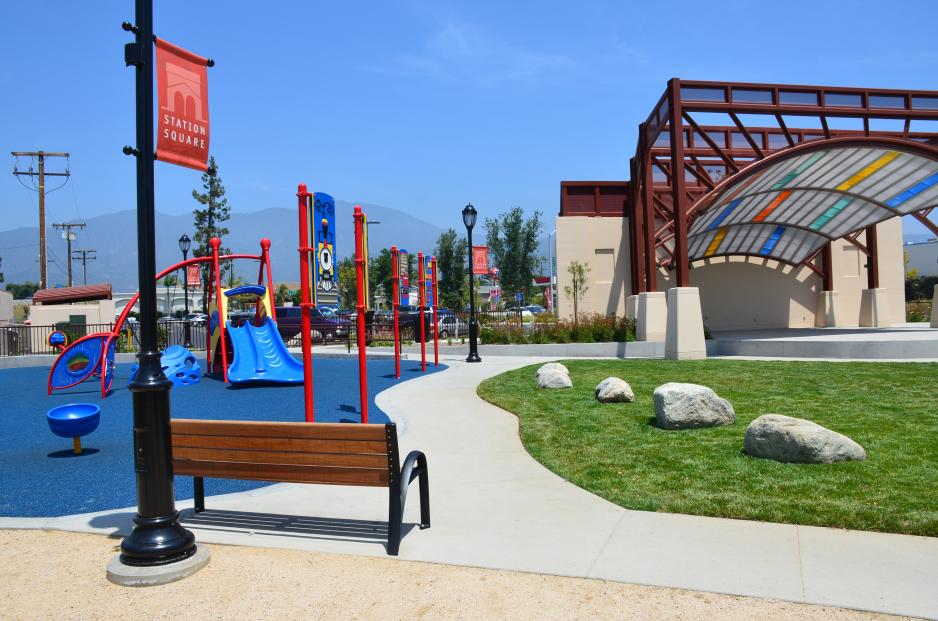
[732,88,772,104]
[825,92,862,107]
[911,96,938,110]
[870,94,905,109]
[682,86,726,102]
[779,90,818,105]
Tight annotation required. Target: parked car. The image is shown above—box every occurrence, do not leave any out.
[523,304,546,315]
[274,306,351,341]
[437,315,468,338]
[186,313,208,324]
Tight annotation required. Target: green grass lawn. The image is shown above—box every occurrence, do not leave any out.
[477,359,938,536]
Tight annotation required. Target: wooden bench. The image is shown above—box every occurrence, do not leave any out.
[170,419,429,555]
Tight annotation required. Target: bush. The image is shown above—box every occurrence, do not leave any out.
[479,313,635,345]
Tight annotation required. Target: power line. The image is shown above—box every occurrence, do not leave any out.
[72,249,96,285]
[52,222,86,287]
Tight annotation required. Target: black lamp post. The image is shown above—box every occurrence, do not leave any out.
[463,203,481,363]
[178,234,191,348]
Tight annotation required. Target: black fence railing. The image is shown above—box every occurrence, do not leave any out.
[0,320,210,357]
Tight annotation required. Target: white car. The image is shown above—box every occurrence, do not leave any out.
[437,315,469,338]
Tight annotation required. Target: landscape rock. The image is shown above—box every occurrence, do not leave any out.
[537,369,573,389]
[653,383,735,429]
[536,362,569,378]
[595,377,634,403]
[744,414,866,463]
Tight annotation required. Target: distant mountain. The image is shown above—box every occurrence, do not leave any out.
[0,200,444,291]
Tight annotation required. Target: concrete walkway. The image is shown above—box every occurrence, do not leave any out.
[3,356,936,618]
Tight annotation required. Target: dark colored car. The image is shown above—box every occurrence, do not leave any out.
[274,306,351,341]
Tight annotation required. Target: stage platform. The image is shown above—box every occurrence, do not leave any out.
[708,323,938,360]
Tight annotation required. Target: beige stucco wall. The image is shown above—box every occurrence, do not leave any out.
[555,216,631,319]
[29,300,116,326]
[554,213,906,330]
[0,291,13,326]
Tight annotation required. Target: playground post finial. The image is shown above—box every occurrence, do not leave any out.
[297,182,308,196]
[209,236,221,250]
[259,237,271,250]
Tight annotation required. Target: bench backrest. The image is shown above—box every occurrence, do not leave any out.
[171,419,396,487]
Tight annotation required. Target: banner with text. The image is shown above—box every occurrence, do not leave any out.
[312,193,336,306]
[155,38,210,171]
[398,249,410,307]
[472,246,488,274]
[186,264,201,287]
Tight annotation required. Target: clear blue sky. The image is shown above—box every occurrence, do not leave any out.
[2,0,937,236]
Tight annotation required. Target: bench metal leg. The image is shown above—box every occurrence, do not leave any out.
[388,487,402,556]
[194,477,205,513]
[387,451,430,555]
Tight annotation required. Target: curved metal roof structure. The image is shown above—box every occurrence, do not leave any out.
[687,141,938,265]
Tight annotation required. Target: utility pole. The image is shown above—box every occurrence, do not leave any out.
[72,249,96,285]
[53,222,86,287]
[11,151,70,290]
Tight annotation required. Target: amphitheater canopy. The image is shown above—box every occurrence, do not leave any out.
[688,144,938,265]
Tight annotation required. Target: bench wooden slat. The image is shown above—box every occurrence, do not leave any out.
[172,434,387,455]
[173,446,389,469]
[172,419,387,442]
[174,459,390,487]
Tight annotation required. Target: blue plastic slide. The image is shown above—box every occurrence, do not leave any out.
[225,317,305,384]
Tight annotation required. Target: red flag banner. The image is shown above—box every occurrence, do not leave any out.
[472,246,488,274]
[155,38,210,171]
[186,264,201,287]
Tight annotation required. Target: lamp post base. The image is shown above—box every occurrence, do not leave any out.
[466,352,482,363]
[108,544,210,587]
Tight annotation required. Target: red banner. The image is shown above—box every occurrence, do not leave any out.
[472,246,488,274]
[186,264,201,287]
[155,38,210,171]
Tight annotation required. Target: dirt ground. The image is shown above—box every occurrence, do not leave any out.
[0,530,913,620]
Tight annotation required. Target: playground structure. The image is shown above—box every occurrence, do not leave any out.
[391,247,440,379]
[47,237,299,397]
[46,403,101,455]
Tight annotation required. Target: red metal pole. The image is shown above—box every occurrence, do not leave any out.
[261,238,277,323]
[418,252,426,372]
[354,206,369,424]
[431,257,439,367]
[391,246,401,379]
[297,184,314,422]
[210,237,228,383]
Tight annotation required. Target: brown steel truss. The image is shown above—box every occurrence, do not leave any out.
[630,79,938,293]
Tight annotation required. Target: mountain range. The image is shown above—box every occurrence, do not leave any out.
[0,200,447,290]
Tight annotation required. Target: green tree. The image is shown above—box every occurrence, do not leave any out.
[5,281,40,299]
[192,155,231,311]
[274,283,293,305]
[337,256,357,309]
[369,248,393,309]
[434,228,466,310]
[564,260,590,330]
[485,207,543,305]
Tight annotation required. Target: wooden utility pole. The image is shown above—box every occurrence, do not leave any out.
[53,222,86,287]
[11,151,70,290]
[72,249,96,285]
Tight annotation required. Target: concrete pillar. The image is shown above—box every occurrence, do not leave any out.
[665,287,706,360]
[637,291,667,341]
[815,290,841,328]
[625,294,639,320]
[931,285,938,328]
[859,288,891,327]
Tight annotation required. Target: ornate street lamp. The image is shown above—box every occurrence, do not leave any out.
[178,234,191,348]
[462,203,481,363]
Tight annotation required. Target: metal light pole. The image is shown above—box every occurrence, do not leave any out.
[118,0,197,568]
[463,204,481,363]
[179,234,191,348]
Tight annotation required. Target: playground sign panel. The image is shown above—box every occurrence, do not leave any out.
[312,192,337,306]
[399,249,410,306]
[154,39,210,171]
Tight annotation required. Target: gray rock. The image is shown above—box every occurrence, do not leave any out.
[537,362,569,378]
[653,382,735,429]
[744,414,866,463]
[537,369,573,389]
[595,377,634,403]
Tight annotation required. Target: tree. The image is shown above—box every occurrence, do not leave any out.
[564,260,590,330]
[485,207,543,305]
[192,156,231,311]
[5,282,40,299]
[274,283,293,305]
[434,228,466,310]
[336,256,357,309]
[368,248,393,309]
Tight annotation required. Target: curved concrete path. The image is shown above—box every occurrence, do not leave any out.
[3,356,937,619]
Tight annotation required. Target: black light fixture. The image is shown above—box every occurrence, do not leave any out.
[462,203,481,363]
[178,234,191,348]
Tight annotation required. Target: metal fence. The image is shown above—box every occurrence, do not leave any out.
[0,320,209,357]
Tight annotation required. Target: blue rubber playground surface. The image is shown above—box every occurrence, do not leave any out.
[0,357,444,517]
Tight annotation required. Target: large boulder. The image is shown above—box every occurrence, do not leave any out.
[537,369,572,389]
[653,383,735,429]
[595,377,634,403]
[744,414,866,463]
[537,362,569,378]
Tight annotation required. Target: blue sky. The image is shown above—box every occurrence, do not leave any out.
[2,0,937,237]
